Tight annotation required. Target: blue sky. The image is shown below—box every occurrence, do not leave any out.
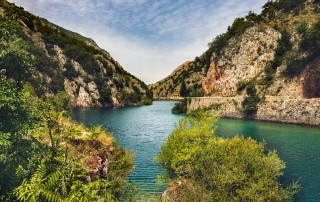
[9,0,266,84]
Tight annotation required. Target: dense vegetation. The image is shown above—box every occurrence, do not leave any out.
[242,83,261,118]
[0,0,152,106]
[157,113,299,201]
[0,74,135,201]
[171,99,188,114]
[0,1,142,200]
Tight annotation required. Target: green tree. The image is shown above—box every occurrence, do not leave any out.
[0,19,33,84]
[0,77,42,198]
[157,114,299,201]
[242,83,260,118]
[180,81,187,97]
[171,99,188,114]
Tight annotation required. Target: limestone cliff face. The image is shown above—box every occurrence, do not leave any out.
[188,97,320,126]
[203,27,281,96]
[152,0,319,126]
[0,0,152,107]
[203,1,320,100]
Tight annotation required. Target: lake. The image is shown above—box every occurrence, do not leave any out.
[73,101,320,201]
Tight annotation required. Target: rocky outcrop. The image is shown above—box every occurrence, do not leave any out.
[188,97,320,126]
[203,27,281,96]
[161,180,183,202]
[256,97,320,125]
[84,154,111,182]
[75,86,93,108]
[53,45,67,68]
[188,97,243,118]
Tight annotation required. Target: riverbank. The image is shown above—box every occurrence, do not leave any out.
[188,97,320,126]
[72,101,320,201]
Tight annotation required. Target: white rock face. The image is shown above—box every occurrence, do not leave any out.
[32,32,50,57]
[71,60,86,75]
[53,45,67,67]
[188,97,243,118]
[256,98,320,125]
[75,86,93,108]
[111,96,121,107]
[203,27,281,96]
[188,97,320,126]
[64,79,77,98]
[88,81,100,100]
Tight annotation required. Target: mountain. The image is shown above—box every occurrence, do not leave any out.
[149,60,204,97]
[0,0,152,107]
[151,0,320,101]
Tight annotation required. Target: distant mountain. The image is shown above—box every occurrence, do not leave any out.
[0,0,152,107]
[149,61,204,98]
[151,0,320,100]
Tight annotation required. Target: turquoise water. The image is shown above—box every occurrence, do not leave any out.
[73,101,320,201]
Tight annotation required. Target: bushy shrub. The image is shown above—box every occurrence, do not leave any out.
[120,90,141,104]
[297,21,308,35]
[300,20,320,53]
[63,61,80,78]
[180,81,188,97]
[283,55,306,77]
[242,83,260,118]
[157,114,299,201]
[171,99,187,114]
[236,80,249,92]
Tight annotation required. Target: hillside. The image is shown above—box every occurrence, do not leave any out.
[151,0,320,101]
[149,61,204,98]
[0,0,152,107]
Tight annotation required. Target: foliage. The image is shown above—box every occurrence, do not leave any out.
[284,20,320,78]
[300,20,320,54]
[0,78,42,197]
[261,0,307,16]
[277,0,307,12]
[179,81,187,97]
[242,83,260,119]
[237,80,250,92]
[63,60,80,78]
[283,53,307,77]
[14,162,113,202]
[157,114,299,201]
[297,21,308,35]
[142,96,153,105]
[264,29,292,84]
[171,99,187,114]
[120,90,142,105]
[208,16,254,56]
[0,19,32,84]
[0,74,134,201]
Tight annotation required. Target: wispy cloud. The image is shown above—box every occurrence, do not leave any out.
[8,0,266,84]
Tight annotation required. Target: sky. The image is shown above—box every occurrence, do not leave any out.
[8,0,266,84]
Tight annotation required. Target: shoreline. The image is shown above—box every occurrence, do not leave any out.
[188,97,320,127]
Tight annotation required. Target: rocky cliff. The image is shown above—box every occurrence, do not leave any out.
[0,0,152,107]
[151,0,320,125]
[188,96,320,126]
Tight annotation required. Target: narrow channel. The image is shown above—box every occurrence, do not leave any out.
[73,101,320,201]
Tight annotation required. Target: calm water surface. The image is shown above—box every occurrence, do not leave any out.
[73,101,320,201]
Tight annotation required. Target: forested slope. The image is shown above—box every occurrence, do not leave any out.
[0,0,152,107]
